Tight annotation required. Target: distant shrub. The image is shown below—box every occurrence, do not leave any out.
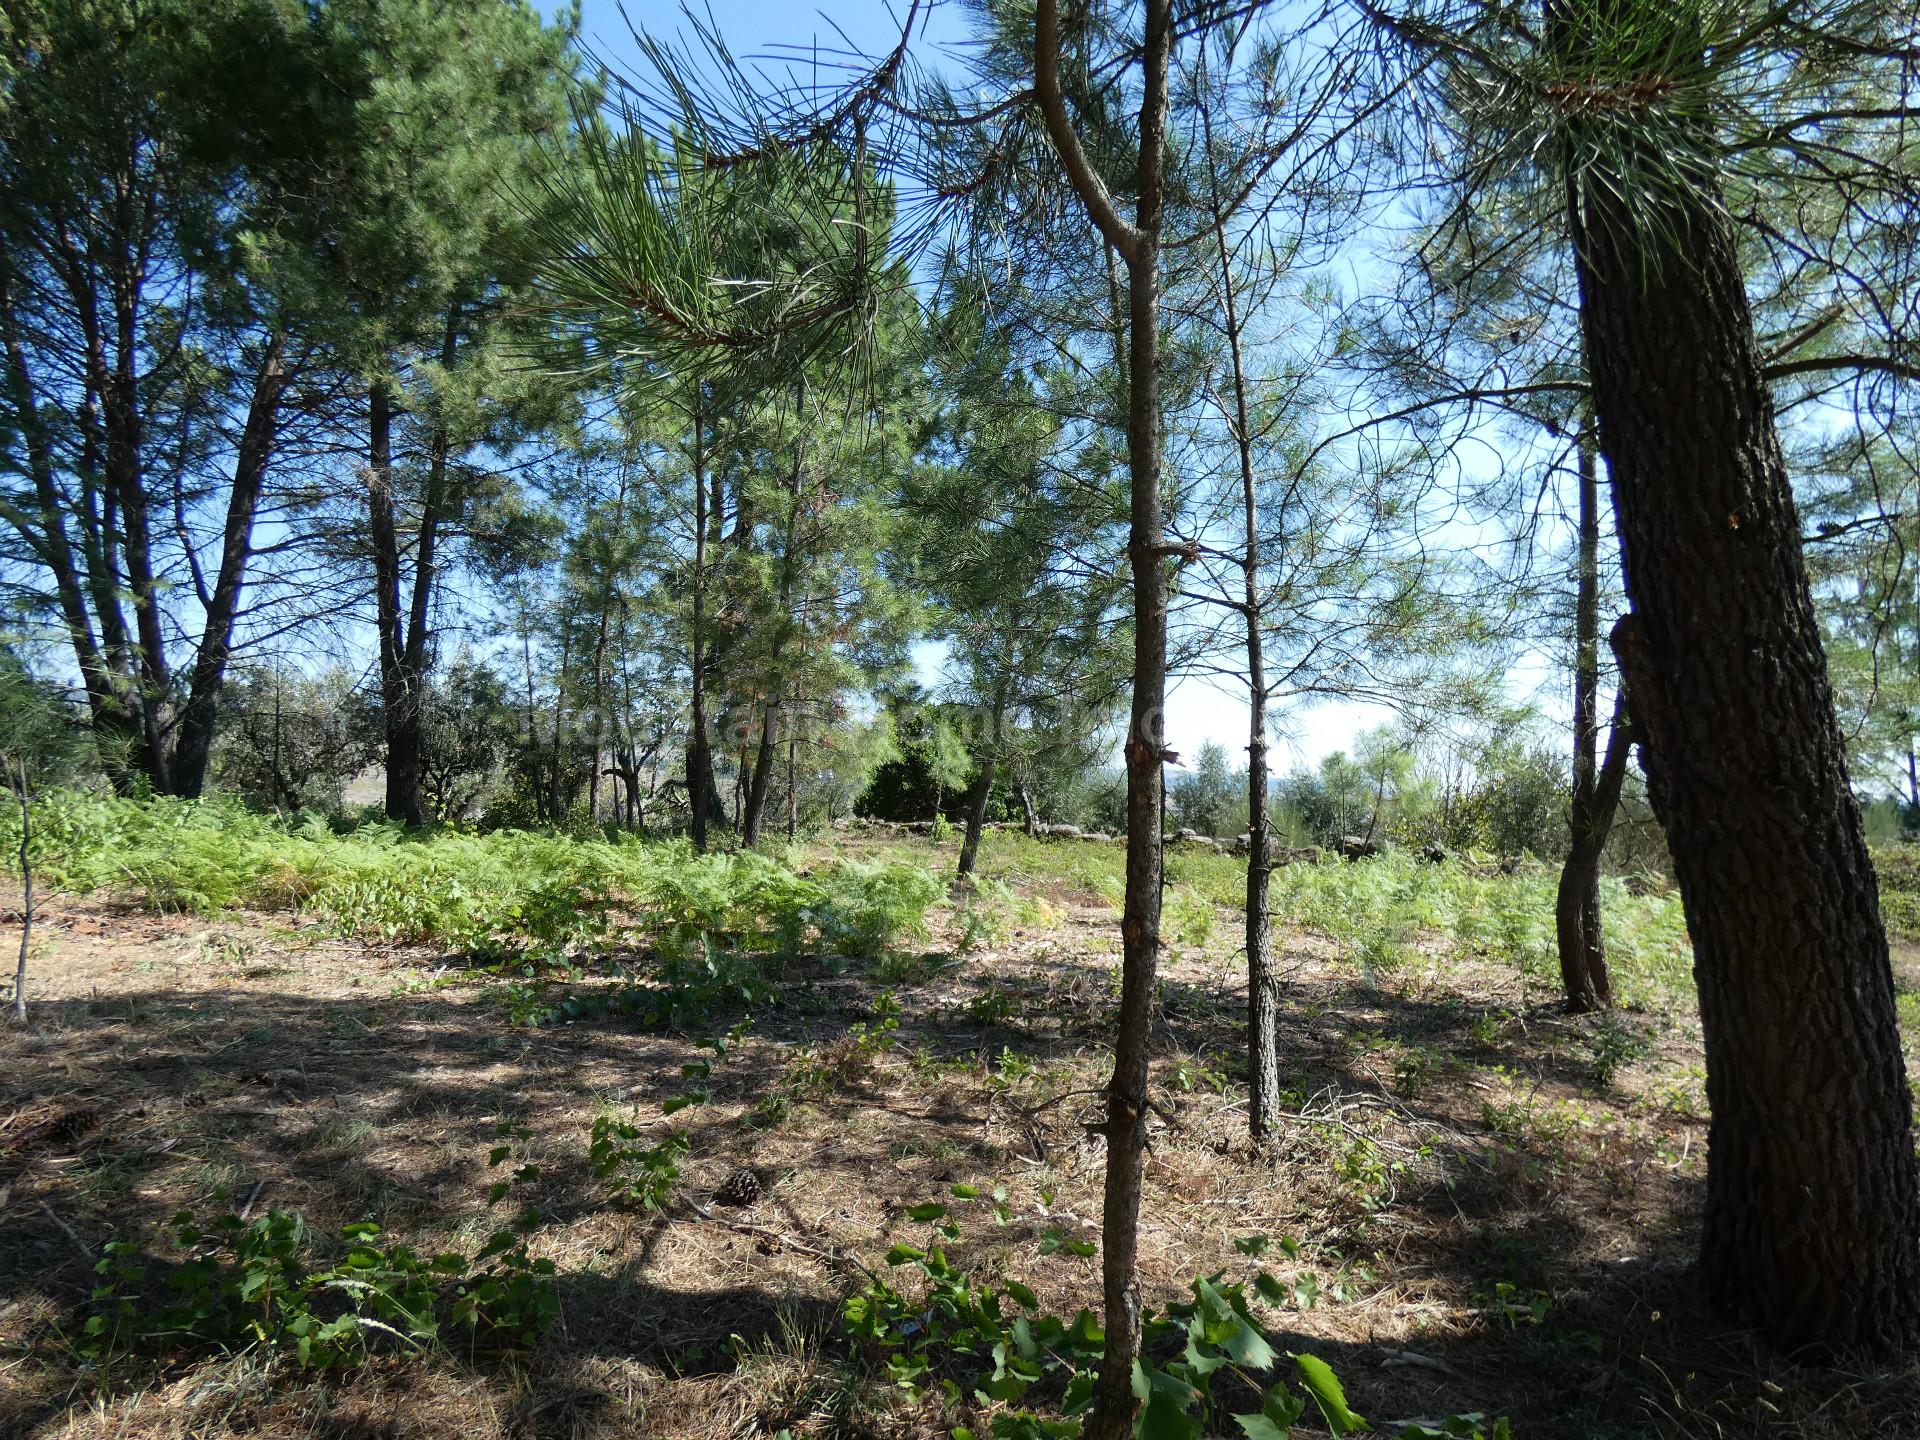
[1873,844,1920,940]
[1163,884,1216,948]
[811,858,945,963]
[4,793,947,979]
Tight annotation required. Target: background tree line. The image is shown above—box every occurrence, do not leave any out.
[4,0,1919,1413]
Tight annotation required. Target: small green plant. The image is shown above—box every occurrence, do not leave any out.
[589,1118,691,1210]
[963,984,1017,1025]
[1469,1007,1512,1049]
[955,876,1020,954]
[1355,927,1414,985]
[989,1044,1038,1090]
[1163,884,1215,948]
[1588,1015,1651,1088]
[1168,1057,1229,1095]
[1478,1280,1552,1328]
[849,1193,1510,1440]
[84,1200,555,1369]
[789,992,902,1094]
[811,859,944,963]
[587,1024,744,1207]
[1393,1045,1442,1098]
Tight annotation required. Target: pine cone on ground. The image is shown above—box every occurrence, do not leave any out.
[713,1166,764,1207]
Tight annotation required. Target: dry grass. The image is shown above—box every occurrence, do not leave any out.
[3,830,1918,1439]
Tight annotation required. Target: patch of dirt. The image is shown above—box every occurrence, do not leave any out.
[1,847,1916,1440]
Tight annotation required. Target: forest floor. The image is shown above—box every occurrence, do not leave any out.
[3,829,1919,1440]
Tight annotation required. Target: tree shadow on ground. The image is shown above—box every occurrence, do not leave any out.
[2,939,1915,1440]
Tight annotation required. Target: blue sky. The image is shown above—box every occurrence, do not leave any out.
[566,1,1565,775]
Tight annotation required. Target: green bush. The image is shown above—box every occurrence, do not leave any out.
[811,857,945,963]
[86,1207,555,1369]
[5,793,946,974]
[1873,845,1920,940]
[1270,848,1693,1010]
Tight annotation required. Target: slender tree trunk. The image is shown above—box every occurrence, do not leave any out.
[787,681,800,841]
[688,384,712,852]
[955,759,996,878]
[741,703,780,847]
[588,619,609,822]
[1194,68,1281,1138]
[1095,223,1168,1440]
[587,465,625,822]
[68,278,142,775]
[957,696,1006,879]
[173,336,291,798]
[368,381,424,826]
[1555,443,1613,1011]
[0,269,139,771]
[102,260,175,794]
[1033,0,1173,1428]
[1567,60,1920,1349]
[549,627,572,822]
[379,311,461,827]
[1555,688,1631,1009]
[743,462,803,847]
[11,760,29,1027]
[1200,92,1281,1139]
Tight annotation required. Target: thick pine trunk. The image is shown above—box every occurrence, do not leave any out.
[1569,113,1920,1351]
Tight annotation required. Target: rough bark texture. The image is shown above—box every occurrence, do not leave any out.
[1555,444,1613,1012]
[1569,115,1920,1351]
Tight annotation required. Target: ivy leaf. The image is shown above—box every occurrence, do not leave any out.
[1294,1353,1368,1436]
[1138,1387,1203,1440]
[1236,1383,1308,1440]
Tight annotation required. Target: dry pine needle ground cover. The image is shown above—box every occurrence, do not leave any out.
[3,828,1919,1440]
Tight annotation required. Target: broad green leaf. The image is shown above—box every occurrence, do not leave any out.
[1293,1353,1367,1436]
[1137,1387,1202,1440]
